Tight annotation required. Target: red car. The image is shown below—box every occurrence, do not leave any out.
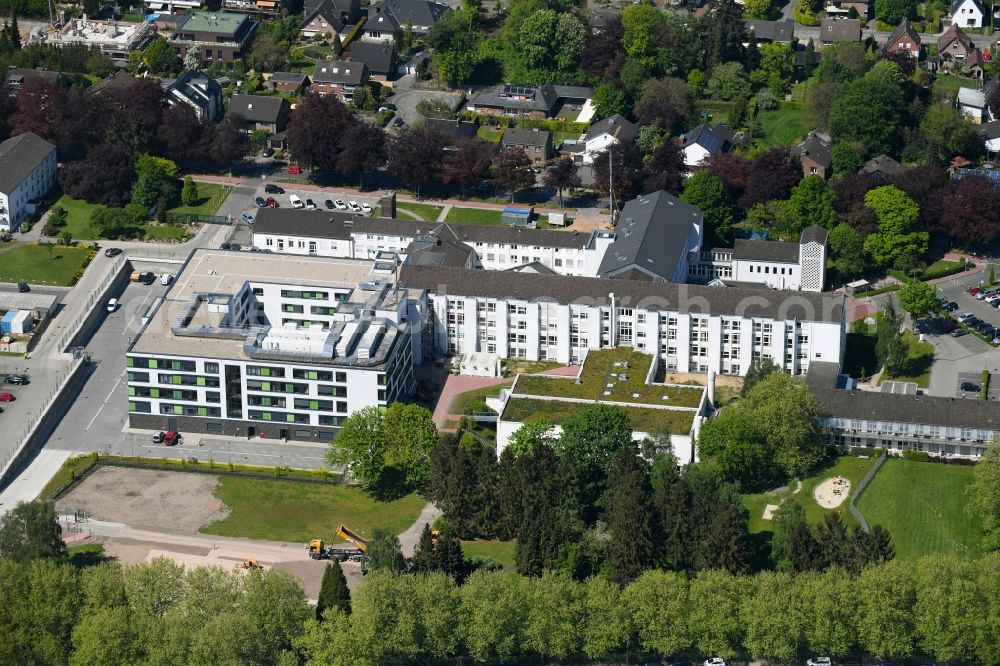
[164,431,181,446]
[288,166,302,174]
[0,392,14,402]
[969,287,982,296]
[266,197,278,208]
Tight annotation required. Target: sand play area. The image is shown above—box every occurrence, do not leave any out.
[813,476,851,509]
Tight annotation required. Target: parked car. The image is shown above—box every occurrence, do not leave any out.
[360,202,373,213]
[348,200,361,213]
[17,282,28,293]
[266,197,278,208]
[957,312,975,322]
[0,392,14,402]
[139,272,156,285]
[969,287,982,296]
[152,431,165,444]
[255,196,267,208]
[962,382,980,392]
[324,199,335,210]
[807,659,832,666]
[288,166,302,174]
[334,200,347,210]
[305,198,317,210]
[261,147,274,158]
[241,212,255,224]
[986,294,1000,303]
[160,274,172,286]
[163,431,181,446]
[952,328,969,337]
[379,102,397,111]
[104,247,123,258]
[944,301,959,312]
[976,291,989,300]
[220,242,241,251]
[106,298,119,312]
[290,194,304,209]
[703,659,725,666]
[3,375,29,385]
[264,183,284,194]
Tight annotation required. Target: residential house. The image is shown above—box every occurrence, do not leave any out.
[678,124,734,168]
[793,130,833,179]
[885,19,921,59]
[423,118,477,142]
[223,0,286,17]
[967,48,987,78]
[861,154,907,178]
[745,19,795,44]
[952,0,985,27]
[938,24,977,68]
[313,60,370,101]
[87,69,143,97]
[345,41,397,84]
[267,71,310,95]
[500,127,553,165]
[144,0,199,14]
[825,0,871,17]
[0,132,57,233]
[360,0,449,42]
[4,68,68,97]
[819,18,861,45]
[228,94,290,134]
[958,86,993,123]
[300,0,361,39]
[161,70,222,122]
[577,113,638,165]
[468,84,593,119]
[980,120,1000,155]
[397,51,429,77]
[170,11,257,64]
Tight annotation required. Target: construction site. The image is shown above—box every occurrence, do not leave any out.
[30,16,156,60]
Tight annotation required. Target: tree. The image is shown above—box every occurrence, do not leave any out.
[642,140,685,195]
[286,94,356,172]
[831,140,864,178]
[365,529,406,574]
[752,42,795,95]
[580,576,629,658]
[542,157,581,206]
[0,501,66,563]
[491,147,534,202]
[388,126,449,197]
[557,404,633,517]
[707,62,751,100]
[603,445,655,585]
[740,148,802,210]
[144,38,180,75]
[682,170,733,244]
[744,0,772,18]
[915,103,982,167]
[875,0,916,25]
[863,185,928,269]
[703,0,746,69]
[316,561,351,619]
[622,570,690,656]
[939,175,1000,245]
[591,83,627,119]
[442,138,494,197]
[741,356,779,397]
[855,559,916,659]
[327,406,387,489]
[8,77,69,145]
[785,174,838,231]
[876,301,906,376]
[770,499,807,571]
[336,123,386,188]
[898,279,938,319]
[592,142,644,207]
[181,175,198,207]
[829,72,903,156]
[635,76,693,131]
[183,47,200,71]
[828,223,866,280]
[969,436,1000,551]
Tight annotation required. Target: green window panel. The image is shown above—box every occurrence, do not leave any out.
[150,388,160,398]
[261,382,270,391]
[148,359,157,368]
[128,387,135,396]
[263,413,272,421]
[197,377,206,386]
[129,401,137,411]
[172,376,181,384]
[286,414,295,423]
[308,371,318,380]
[198,407,208,416]
[127,357,135,367]
[173,405,183,415]
[310,401,319,410]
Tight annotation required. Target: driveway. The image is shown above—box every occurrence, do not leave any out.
[387,88,463,126]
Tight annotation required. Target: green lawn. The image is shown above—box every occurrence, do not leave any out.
[744,455,880,533]
[755,102,808,148]
[396,202,444,221]
[448,381,513,415]
[879,330,934,388]
[199,477,427,543]
[932,73,973,99]
[0,243,93,286]
[477,126,503,143]
[53,194,103,239]
[857,459,983,560]
[446,207,504,226]
[461,539,517,568]
[67,543,108,567]
[165,183,231,216]
[142,224,188,241]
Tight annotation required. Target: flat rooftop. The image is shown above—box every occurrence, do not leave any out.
[178,11,249,35]
[130,249,390,361]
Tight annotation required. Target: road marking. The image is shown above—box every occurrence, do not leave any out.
[123,291,153,336]
[85,372,124,431]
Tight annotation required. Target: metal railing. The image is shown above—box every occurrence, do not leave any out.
[849,450,888,533]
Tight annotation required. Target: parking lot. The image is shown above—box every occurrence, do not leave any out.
[955,371,1000,400]
[936,281,1000,332]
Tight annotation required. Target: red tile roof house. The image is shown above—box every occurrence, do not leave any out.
[938,24,977,71]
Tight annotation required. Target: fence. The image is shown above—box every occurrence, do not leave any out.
[849,451,888,533]
[56,255,128,352]
[164,213,232,225]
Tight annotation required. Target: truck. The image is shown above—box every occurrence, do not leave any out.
[309,538,362,562]
[335,524,368,552]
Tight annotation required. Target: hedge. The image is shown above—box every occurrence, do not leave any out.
[854,285,901,297]
[901,450,932,462]
[982,369,990,401]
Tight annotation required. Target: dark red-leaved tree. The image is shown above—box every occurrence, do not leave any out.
[593,142,644,207]
[891,165,949,234]
[582,15,625,83]
[337,122,386,188]
[739,148,801,209]
[443,138,496,197]
[388,125,450,197]
[8,77,69,145]
[286,93,356,171]
[491,147,534,203]
[707,152,751,204]
[939,175,1000,245]
[58,142,136,207]
[642,140,685,196]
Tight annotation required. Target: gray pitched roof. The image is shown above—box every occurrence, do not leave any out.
[952,0,984,15]
[938,23,974,52]
[398,264,845,323]
[252,208,590,248]
[598,191,703,281]
[732,238,800,263]
[501,127,551,148]
[794,130,833,168]
[887,18,920,48]
[270,71,310,83]
[301,0,348,32]
[979,120,1000,140]
[423,118,477,140]
[813,386,1000,430]
[5,68,67,88]
[407,237,474,268]
[314,60,369,85]
[862,154,907,177]
[228,94,287,123]
[469,84,593,115]
[365,0,448,33]
[680,124,734,153]
[746,19,795,42]
[0,132,56,194]
[584,114,638,143]
[820,18,861,43]
[800,225,829,245]
[346,41,396,74]
[88,70,142,96]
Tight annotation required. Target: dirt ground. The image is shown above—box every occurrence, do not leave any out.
[56,467,228,533]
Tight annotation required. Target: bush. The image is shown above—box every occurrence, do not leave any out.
[902,450,931,462]
[982,369,990,401]
[794,0,822,26]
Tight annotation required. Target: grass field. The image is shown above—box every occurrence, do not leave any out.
[142,224,187,241]
[165,183,231,217]
[446,207,504,226]
[857,459,983,560]
[448,381,513,415]
[755,102,808,148]
[744,455,879,533]
[199,477,426,542]
[461,539,516,568]
[0,243,93,286]
[396,202,444,221]
[53,194,103,239]
[880,330,934,388]
[477,126,503,143]
[67,543,107,567]
[932,73,973,99]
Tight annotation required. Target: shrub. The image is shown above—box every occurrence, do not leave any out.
[902,450,931,462]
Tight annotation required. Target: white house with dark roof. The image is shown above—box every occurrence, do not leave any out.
[161,70,222,122]
[952,0,985,27]
[313,60,370,100]
[360,0,449,42]
[0,132,57,232]
[690,226,828,292]
[679,124,734,168]
[578,114,637,165]
[300,0,361,38]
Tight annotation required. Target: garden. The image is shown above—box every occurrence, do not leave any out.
[0,243,95,286]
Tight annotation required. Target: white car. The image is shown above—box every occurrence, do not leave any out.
[976,290,988,299]
[334,200,348,210]
[807,658,832,666]
[986,293,1000,303]
[360,202,373,213]
[703,659,725,666]
[106,298,119,312]
[957,312,975,322]
[241,211,255,224]
[348,200,361,213]
[289,194,304,209]
[160,274,172,286]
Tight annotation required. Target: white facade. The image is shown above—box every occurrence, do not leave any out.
[496,418,695,464]
[581,131,623,165]
[681,143,712,168]
[953,0,984,27]
[0,133,57,232]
